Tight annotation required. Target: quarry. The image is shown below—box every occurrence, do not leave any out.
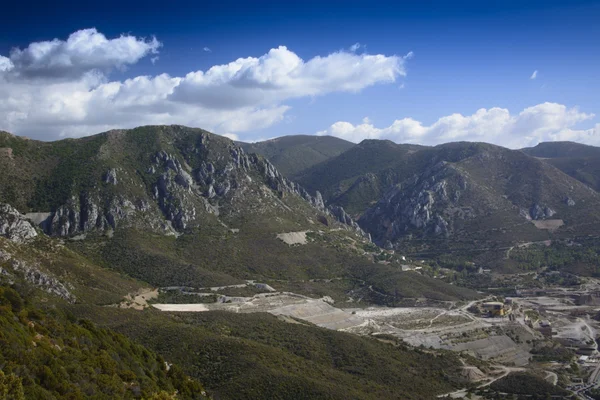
[146,275,600,399]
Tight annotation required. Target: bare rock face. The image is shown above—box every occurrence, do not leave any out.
[11,258,75,302]
[0,204,37,243]
[104,168,118,185]
[328,205,370,239]
[565,197,576,207]
[529,203,556,220]
[358,161,469,244]
[45,193,143,236]
[31,130,362,237]
[0,250,74,302]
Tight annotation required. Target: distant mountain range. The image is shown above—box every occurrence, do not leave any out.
[0,126,473,299]
[246,136,600,253]
[238,134,355,179]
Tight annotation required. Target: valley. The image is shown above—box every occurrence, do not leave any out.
[2,126,600,399]
[135,268,600,398]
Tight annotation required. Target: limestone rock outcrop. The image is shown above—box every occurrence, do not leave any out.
[0,204,37,243]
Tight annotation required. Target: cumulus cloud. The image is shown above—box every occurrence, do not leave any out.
[203,47,212,52]
[169,46,406,109]
[530,70,538,80]
[0,30,406,140]
[0,56,13,72]
[4,28,160,80]
[317,103,599,148]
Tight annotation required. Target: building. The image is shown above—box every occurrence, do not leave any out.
[482,302,505,317]
[537,320,552,337]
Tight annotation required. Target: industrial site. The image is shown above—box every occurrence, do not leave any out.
[141,274,600,399]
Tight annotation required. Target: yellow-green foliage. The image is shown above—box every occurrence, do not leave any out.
[0,286,206,399]
[0,370,25,400]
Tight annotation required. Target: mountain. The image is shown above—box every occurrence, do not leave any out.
[0,126,479,399]
[0,126,473,301]
[295,139,427,215]
[0,202,471,399]
[522,141,600,159]
[522,141,600,192]
[296,140,600,255]
[239,134,355,178]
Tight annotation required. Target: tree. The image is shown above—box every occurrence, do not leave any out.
[0,370,25,400]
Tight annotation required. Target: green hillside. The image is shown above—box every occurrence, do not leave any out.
[72,305,465,400]
[0,126,476,303]
[0,197,470,400]
[522,141,600,192]
[296,140,427,215]
[0,286,206,399]
[239,134,355,178]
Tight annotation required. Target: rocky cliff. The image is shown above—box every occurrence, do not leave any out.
[0,126,364,239]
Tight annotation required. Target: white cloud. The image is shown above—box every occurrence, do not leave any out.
[221,133,239,141]
[0,56,13,72]
[350,43,363,52]
[151,56,159,64]
[203,47,212,52]
[317,103,599,148]
[169,46,406,109]
[5,28,160,80]
[530,70,538,80]
[0,30,407,140]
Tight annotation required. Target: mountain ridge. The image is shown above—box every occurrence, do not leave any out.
[238,134,355,179]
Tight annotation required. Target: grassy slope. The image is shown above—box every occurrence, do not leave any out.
[1,228,472,400]
[239,135,355,179]
[489,372,569,396]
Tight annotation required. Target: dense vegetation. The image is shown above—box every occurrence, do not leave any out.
[507,238,600,276]
[72,305,464,400]
[0,285,206,399]
[489,372,569,397]
[66,226,478,303]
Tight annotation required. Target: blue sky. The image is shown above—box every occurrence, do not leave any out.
[0,0,598,147]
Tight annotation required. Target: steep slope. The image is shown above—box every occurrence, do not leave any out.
[0,287,207,399]
[292,139,600,252]
[296,140,427,215]
[239,134,355,178]
[0,126,330,236]
[0,126,476,303]
[359,142,600,247]
[522,141,600,192]
[0,186,470,400]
